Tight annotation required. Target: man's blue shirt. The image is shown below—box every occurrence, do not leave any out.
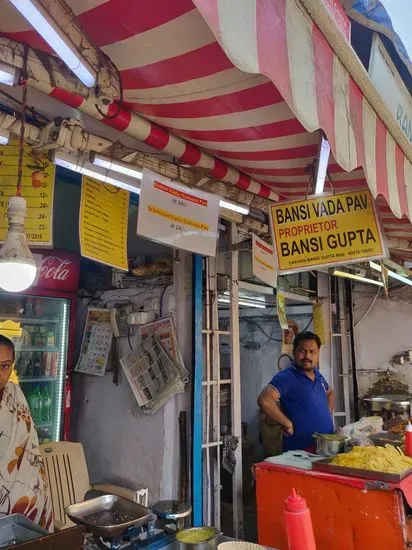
[268,364,333,451]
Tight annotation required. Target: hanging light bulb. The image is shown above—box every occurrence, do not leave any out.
[0,197,37,292]
[0,75,37,292]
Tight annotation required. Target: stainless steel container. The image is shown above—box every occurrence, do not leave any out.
[176,526,220,550]
[362,395,411,415]
[313,434,346,456]
[0,514,47,548]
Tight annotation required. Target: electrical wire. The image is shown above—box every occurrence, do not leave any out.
[245,320,282,342]
[16,50,29,197]
[354,287,381,327]
[241,315,313,345]
[160,282,173,317]
[102,284,171,308]
[95,58,124,120]
[0,90,49,124]
[127,325,133,351]
[277,353,293,371]
[242,320,276,348]
[301,316,314,333]
[103,185,120,194]
[260,321,276,347]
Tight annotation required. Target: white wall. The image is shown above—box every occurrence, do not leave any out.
[71,252,193,503]
[354,288,412,397]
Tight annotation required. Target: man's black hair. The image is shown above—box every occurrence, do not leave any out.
[293,331,321,353]
[0,334,15,361]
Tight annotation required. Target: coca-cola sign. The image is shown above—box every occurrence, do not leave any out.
[32,250,80,292]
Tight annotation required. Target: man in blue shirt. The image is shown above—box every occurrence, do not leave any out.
[257,331,334,452]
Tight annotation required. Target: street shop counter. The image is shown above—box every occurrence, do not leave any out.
[255,460,412,550]
[83,533,278,550]
[4,526,275,550]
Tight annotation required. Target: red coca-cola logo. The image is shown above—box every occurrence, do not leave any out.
[33,250,80,292]
[40,257,72,281]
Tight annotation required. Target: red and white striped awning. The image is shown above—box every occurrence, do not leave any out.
[1,0,412,257]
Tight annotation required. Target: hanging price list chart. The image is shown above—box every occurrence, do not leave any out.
[0,140,55,246]
[80,176,129,270]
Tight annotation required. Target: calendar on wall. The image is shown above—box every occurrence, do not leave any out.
[75,308,113,376]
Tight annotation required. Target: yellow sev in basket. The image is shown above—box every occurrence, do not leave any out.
[331,445,412,474]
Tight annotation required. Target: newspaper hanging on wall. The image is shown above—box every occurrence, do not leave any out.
[120,314,189,414]
[120,336,184,414]
[139,314,189,382]
[75,308,113,376]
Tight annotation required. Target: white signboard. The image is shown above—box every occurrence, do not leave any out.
[369,34,412,144]
[137,169,220,256]
[252,234,277,288]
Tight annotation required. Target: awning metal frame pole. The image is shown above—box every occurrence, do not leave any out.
[230,223,244,539]
[204,257,212,524]
[210,256,222,530]
[201,257,223,528]
[192,254,203,526]
[338,278,352,425]
[330,276,352,427]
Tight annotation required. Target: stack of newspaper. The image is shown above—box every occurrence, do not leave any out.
[120,315,189,414]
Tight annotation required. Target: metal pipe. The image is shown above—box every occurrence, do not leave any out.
[192,255,203,526]
[346,280,359,420]
[210,256,221,529]
[205,258,212,525]
[229,223,244,538]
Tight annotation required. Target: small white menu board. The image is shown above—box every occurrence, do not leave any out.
[75,308,113,376]
[252,234,277,288]
[137,169,219,257]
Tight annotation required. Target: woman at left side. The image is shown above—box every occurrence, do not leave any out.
[0,334,53,531]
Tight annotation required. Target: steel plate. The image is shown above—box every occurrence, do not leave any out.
[65,494,152,538]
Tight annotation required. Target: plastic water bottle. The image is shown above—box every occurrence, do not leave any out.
[41,385,52,422]
[26,387,35,418]
[284,489,317,550]
[30,385,42,424]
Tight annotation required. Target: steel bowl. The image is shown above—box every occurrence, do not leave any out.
[176,526,220,550]
[313,434,346,456]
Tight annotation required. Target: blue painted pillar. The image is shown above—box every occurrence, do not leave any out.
[192,254,203,526]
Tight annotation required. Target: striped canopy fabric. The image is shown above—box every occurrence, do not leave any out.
[1,0,412,256]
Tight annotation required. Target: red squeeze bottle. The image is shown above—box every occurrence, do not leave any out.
[405,423,412,457]
[284,489,317,550]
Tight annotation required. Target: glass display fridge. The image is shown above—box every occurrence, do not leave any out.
[0,249,79,444]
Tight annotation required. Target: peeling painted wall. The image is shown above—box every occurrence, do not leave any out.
[354,290,412,397]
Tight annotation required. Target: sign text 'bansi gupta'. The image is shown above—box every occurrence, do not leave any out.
[269,190,385,273]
